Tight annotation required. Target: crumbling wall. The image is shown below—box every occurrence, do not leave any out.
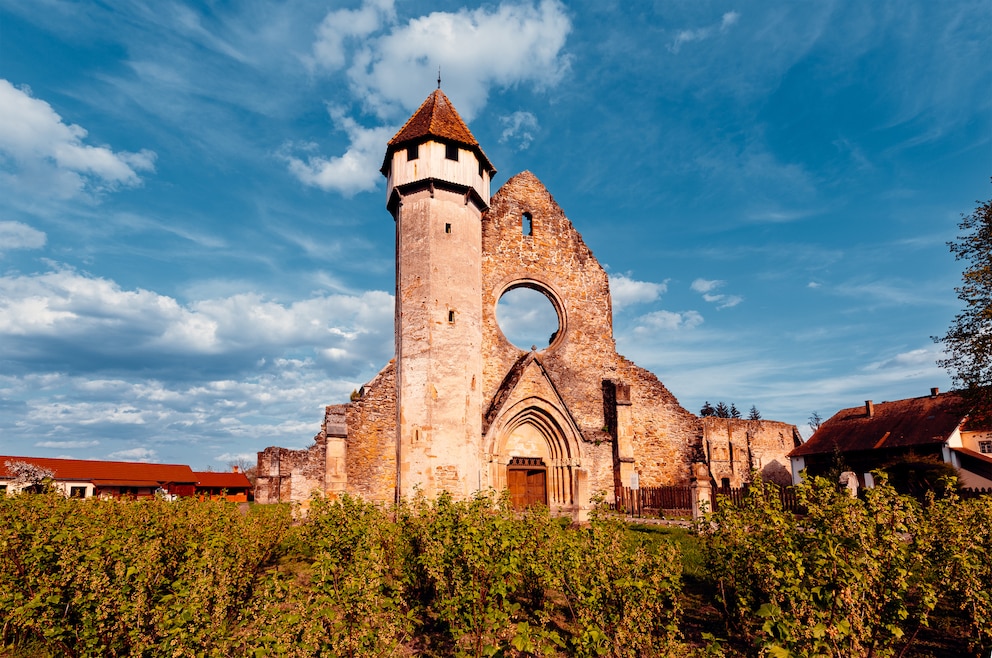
[481,171,619,435]
[618,358,701,487]
[344,361,397,502]
[254,437,326,505]
[701,417,799,487]
[480,171,702,494]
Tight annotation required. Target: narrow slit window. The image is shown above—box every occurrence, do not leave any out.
[444,223,451,234]
[448,310,456,323]
[407,144,419,161]
[522,212,533,236]
[445,143,459,161]
[478,162,484,177]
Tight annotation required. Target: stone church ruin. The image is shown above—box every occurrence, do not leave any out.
[256,90,800,517]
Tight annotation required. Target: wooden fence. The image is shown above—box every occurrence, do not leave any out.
[613,483,804,518]
[614,485,693,517]
[613,484,991,519]
[960,487,992,500]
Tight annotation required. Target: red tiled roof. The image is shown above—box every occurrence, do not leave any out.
[381,89,495,174]
[0,456,197,484]
[789,392,968,458]
[193,471,252,489]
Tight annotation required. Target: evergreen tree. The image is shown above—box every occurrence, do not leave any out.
[748,405,762,420]
[700,401,715,417]
[936,185,992,423]
[730,403,741,419]
[715,401,730,418]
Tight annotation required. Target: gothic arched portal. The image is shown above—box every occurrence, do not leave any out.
[485,397,584,513]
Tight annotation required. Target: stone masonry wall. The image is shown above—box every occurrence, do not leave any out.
[481,171,620,436]
[618,358,702,487]
[701,417,799,487]
[344,361,397,502]
[254,438,327,505]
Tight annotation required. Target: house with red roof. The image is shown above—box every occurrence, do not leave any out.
[192,468,253,502]
[788,388,992,489]
[0,456,198,498]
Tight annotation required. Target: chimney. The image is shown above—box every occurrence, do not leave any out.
[232,465,239,473]
[865,400,874,418]
[930,387,939,398]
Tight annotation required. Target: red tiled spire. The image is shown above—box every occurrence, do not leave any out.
[381,89,495,175]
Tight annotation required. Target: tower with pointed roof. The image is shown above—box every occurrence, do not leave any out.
[257,89,801,520]
[381,89,497,500]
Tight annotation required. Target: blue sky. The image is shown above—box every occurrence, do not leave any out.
[0,0,989,469]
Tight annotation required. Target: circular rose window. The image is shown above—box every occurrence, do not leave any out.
[496,285,562,350]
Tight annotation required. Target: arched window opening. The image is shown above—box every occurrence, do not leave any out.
[522,212,533,236]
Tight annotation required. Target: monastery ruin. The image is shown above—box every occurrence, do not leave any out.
[256,90,800,517]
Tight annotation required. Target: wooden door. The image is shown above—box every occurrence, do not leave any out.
[508,468,547,509]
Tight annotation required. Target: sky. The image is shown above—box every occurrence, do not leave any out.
[0,0,989,469]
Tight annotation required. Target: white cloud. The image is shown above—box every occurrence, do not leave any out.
[106,447,159,462]
[295,0,571,196]
[310,0,396,71]
[690,278,722,294]
[669,10,741,54]
[609,273,667,310]
[0,221,46,251]
[499,111,540,150]
[313,0,571,122]
[632,309,704,332]
[280,106,395,196]
[0,79,155,198]
[34,440,100,449]
[0,266,394,370]
[691,278,742,308]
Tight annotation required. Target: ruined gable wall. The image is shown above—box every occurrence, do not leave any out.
[481,171,620,434]
[618,358,701,486]
[254,439,326,504]
[345,361,397,502]
[701,417,799,487]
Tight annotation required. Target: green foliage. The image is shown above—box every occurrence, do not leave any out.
[916,487,992,653]
[558,516,685,657]
[400,491,562,657]
[0,492,292,657]
[936,184,992,422]
[235,494,411,657]
[703,475,936,657]
[2,484,986,657]
[879,453,960,498]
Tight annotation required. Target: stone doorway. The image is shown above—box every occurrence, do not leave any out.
[507,456,547,509]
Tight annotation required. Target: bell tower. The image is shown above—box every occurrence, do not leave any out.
[381,90,496,500]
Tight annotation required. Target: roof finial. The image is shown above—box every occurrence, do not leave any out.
[437,66,442,89]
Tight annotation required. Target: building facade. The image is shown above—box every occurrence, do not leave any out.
[256,90,799,516]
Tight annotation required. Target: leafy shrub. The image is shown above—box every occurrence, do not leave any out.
[703,475,936,657]
[0,492,291,657]
[917,487,992,654]
[558,515,685,657]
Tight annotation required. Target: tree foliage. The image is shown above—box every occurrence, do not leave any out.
[3,460,55,490]
[748,405,762,421]
[936,185,992,424]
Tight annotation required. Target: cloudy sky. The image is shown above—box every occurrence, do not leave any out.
[0,0,989,468]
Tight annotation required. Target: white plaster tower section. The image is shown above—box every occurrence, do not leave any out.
[381,90,496,501]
